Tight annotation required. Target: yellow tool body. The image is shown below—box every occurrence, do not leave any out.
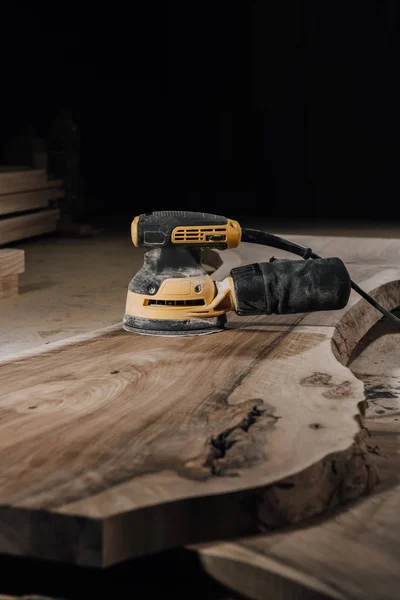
[125,275,235,322]
[123,211,353,336]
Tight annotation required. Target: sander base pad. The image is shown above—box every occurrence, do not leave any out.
[123,314,227,337]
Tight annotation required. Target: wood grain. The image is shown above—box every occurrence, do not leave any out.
[0,249,24,277]
[0,168,62,196]
[0,274,18,300]
[0,249,24,300]
[0,237,399,566]
[0,209,60,245]
[0,188,64,217]
[196,302,400,600]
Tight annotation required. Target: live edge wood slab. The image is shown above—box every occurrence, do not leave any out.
[0,237,399,567]
[196,310,400,600]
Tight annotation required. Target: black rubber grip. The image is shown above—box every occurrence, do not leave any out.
[137,211,227,247]
[230,258,351,316]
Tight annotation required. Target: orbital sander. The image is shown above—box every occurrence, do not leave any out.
[123,210,400,336]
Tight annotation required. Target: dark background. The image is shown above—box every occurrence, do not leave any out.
[1,1,399,219]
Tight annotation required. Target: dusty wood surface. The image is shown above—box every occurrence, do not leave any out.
[0,209,61,245]
[0,236,145,360]
[197,310,400,600]
[0,238,399,567]
[0,188,63,217]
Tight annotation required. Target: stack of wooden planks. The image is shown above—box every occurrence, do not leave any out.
[0,167,62,245]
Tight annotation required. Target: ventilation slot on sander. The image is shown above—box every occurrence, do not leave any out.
[172,227,227,243]
[147,299,206,306]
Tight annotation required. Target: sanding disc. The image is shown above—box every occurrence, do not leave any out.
[123,314,227,337]
[123,324,225,337]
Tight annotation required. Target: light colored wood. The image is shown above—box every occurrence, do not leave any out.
[0,237,145,360]
[0,167,62,196]
[0,249,24,300]
[0,274,18,300]
[196,310,400,600]
[198,543,343,600]
[0,237,399,566]
[0,188,64,217]
[0,209,60,245]
[0,249,25,277]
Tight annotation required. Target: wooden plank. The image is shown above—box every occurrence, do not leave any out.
[196,311,400,600]
[0,238,399,566]
[0,249,24,300]
[0,249,25,277]
[0,274,18,300]
[0,209,60,245]
[0,169,46,194]
[0,167,63,196]
[0,188,64,216]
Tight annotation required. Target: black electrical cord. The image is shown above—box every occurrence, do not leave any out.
[242,228,400,328]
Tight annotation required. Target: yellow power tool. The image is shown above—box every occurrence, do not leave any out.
[123,210,355,336]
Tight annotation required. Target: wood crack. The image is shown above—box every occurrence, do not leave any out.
[204,406,280,477]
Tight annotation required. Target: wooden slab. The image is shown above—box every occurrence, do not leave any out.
[196,310,400,600]
[0,168,62,196]
[0,237,399,567]
[0,249,25,277]
[0,249,24,300]
[0,188,64,217]
[0,274,18,300]
[0,209,60,245]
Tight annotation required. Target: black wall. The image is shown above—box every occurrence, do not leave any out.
[1,2,400,219]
